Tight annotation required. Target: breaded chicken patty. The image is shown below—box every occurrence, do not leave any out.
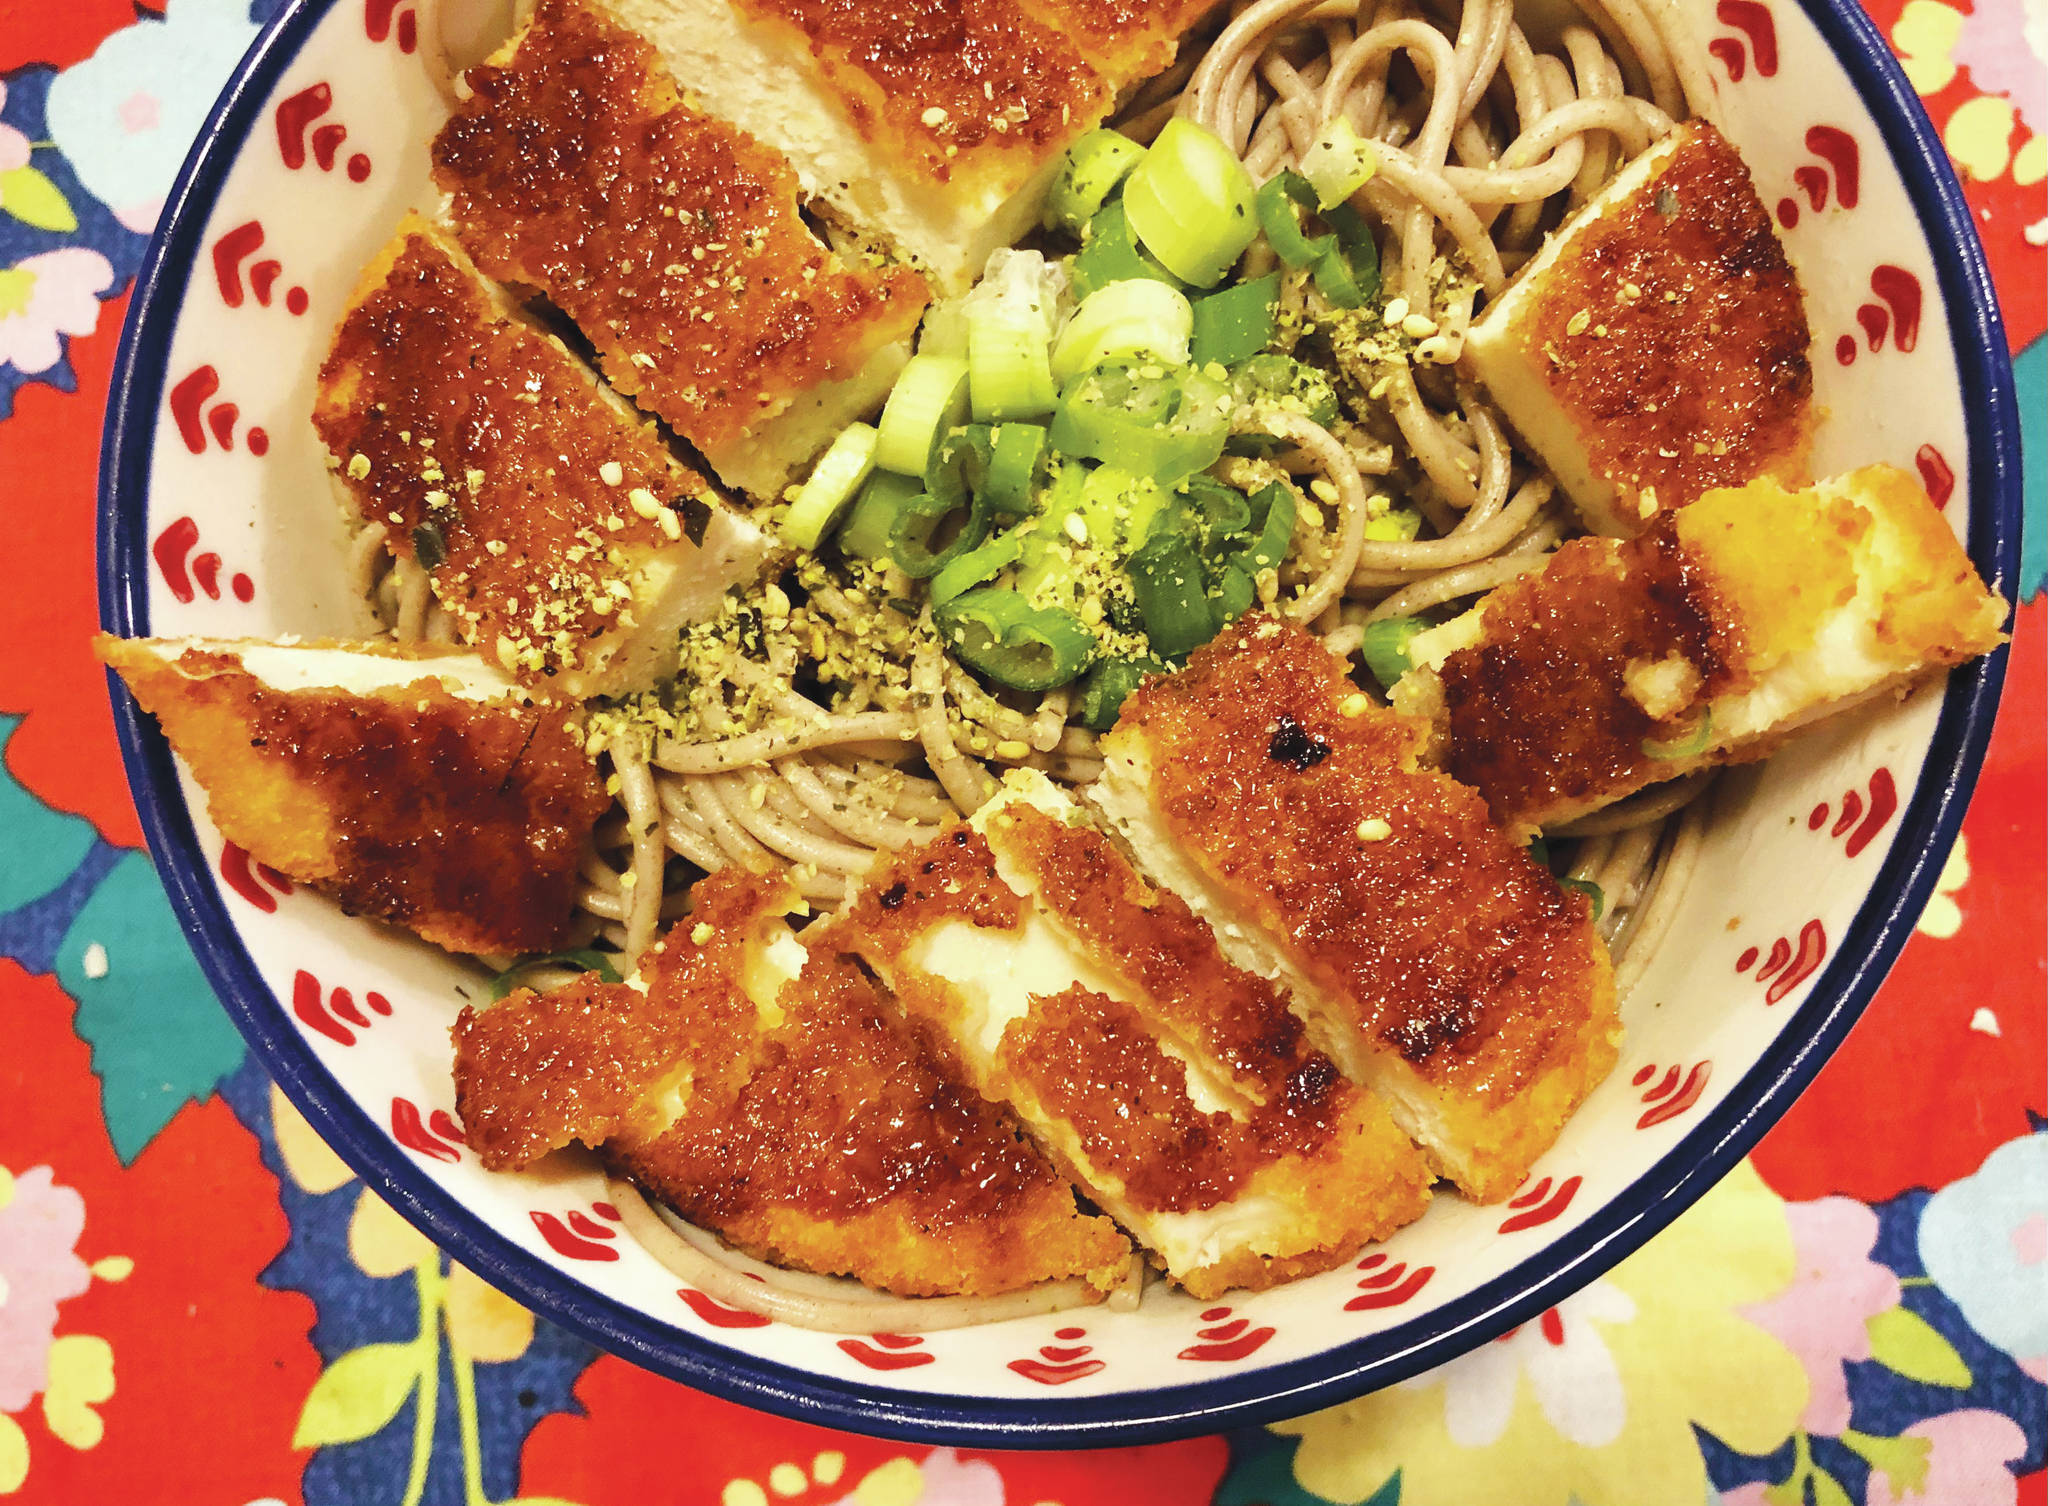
[1094,618,1620,1203]
[831,772,1432,1297]
[313,218,764,695]
[96,636,607,955]
[434,0,928,495]
[1462,121,1813,536]
[454,869,1132,1297]
[1391,465,2008,834]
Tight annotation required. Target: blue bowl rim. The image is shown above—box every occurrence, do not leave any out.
[98,0,2020,1449]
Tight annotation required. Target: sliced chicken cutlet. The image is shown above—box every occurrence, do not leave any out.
[313,218,764,696]
[591,0,1139,292]
[1390,465,2007,834]
[434,0,928,496]
[830,771,1432,1298]
[454,868,1131,1298]
[96,636,607,956]
[1462,121,1812,536]
[1093,617,1619,1204]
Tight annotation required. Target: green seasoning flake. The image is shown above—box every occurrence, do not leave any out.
[410,520,448,570]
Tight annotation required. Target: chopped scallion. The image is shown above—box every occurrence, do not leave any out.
[1299,118,1377,209]
[1190,272,1280,367]
[1050,280,1194,385]
[838,471,925,561]
[875,354,970,475]
[982,423,1048,517]
[968,304,1058,420]
[929,526,1028,605]
[1068,201,1185,301]
[1128,531,1219,656]
[1359,615,1427,691]
[1076,654,1166,730]
[1122,119,1260,287]
[934,588,1098,690]
[782,422,878,550]
[1044,128,1146,234]
[1363,507,1422,541]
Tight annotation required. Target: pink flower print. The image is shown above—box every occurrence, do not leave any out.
[0,1166,92,1413]
[1739,1197,1901,1434]
[1865,1410,2028,1506]
[0,83,30,174]
[0,248,115,376]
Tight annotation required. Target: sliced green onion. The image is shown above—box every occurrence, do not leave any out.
[1299,118,1377,209]
[1256,171,1334,270]
[982,423,1048,517]
[930,526,1027,606]
[1211,561,1256,623]
[1076,654,1166,730]
[1050,280,1194,386]
[875,354,970,475]
[782,422,878,551]
[925,424,995,511]
[1068,201,1185,302]
[1182,474,1251,548]
[838,471,925,561]
[890,488,991,579]
[1311,242,1369,308]
[1122,118,1260,288]
[1128,531,1219,657]
[1052,363,1230,485]
[934,588,1098,690]
[1044,128,1146,234]
[1526,834,1553,869]
[488,947,623,1002]
[1360,615,1427,691]
[1642,706,1713,760]
[1363,507,1422,541]
[968,304,1057,420]
[1241,480,1298,571]
[1190,272,1280,367]
[1559,876,1606,920]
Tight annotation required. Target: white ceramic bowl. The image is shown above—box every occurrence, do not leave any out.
[100,0,2020,1446]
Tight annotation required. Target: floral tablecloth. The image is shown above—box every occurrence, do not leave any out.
[1,1,2042,1502]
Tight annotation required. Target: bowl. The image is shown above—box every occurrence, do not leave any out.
[98,0,2020,1447]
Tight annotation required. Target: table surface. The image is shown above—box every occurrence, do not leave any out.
[1,1,2041,1502]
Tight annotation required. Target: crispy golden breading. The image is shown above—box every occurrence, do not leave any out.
[592,0,1119,291]
[1392,465,2008,834]
[313,218,763,696]
[95,636,606,955]
[454,869,1131,1298]
[1462,122,1813,536]
[1032,0,1221,88]
[434,0,928,494]
[829,773,1431,1297]
[1094,618,1619,1203]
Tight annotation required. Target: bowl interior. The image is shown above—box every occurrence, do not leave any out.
[99,0,2018,1446]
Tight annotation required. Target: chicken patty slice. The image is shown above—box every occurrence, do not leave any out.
[434,0,928,494]
[454,868,1131,1298]
[1094,617,1620,1203]
[96,635,607,956]
[831,773,1432,1297]
[1461,121,1813,537]
[314,217,764,696]
[1391,465,2008,834]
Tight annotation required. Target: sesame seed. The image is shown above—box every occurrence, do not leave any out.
[1401,313,1439,339]
[691,921,714,945]
[1340,693,1371,717]
[599,461,625,487]
[346,453,371,480]
[1357,817,1392,842]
